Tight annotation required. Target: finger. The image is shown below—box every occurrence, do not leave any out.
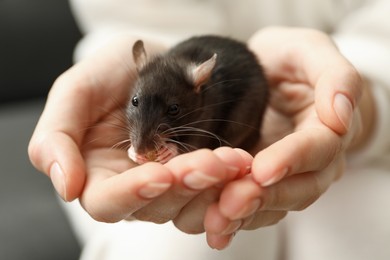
[206,233,234,251]
[217,175,262,220]
[204,204,235,250]
[269,82,314,116]
[80,161,173,223]
[315,64,362,135]
[167,147,248,190]
[28,131,86,201]
[132,148,243,223]
[27,74,94,201]
[204,203,285,249]
[240,211,287,230]
[249,27,362,135]
[32,35,140,158]
[205,203,242,235]
[172,188,221,234]
[245,162,342,214]
[217,160,342,222]
[252,123,341,186]
[171,147,252,233]
[213,147,253,179]
[28,38,139,200]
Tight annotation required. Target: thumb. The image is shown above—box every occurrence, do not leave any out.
[28,131,86,201]
[27,72,91,202]
[314,64,362,135]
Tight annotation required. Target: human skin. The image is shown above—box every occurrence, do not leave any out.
[28,27,373,250]
[202,27,375,249]
[27,37,251,223]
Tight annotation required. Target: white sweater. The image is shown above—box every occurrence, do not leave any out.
[69,0,390,161]
[66,1,390,259]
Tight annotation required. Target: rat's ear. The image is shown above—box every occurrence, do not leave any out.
[132,40,147,72]
[189,53,217,93]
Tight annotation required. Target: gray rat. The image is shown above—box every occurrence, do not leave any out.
[126,35,268,164]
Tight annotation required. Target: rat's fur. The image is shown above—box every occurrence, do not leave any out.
[126,35,268,163]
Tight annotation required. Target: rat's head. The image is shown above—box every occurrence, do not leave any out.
[126,40,217,164]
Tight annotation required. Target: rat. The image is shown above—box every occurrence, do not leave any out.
[126,35,268,164]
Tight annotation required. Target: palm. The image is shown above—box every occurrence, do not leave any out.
[81,104,136,175]
[258,82,316,151]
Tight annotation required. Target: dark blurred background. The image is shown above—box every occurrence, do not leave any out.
[0,0,81,103]
[0,0,82,259]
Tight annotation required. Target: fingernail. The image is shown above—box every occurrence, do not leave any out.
[138,182,171,199]
[225,233,236,248]
[233,199,261,219]
[213,233,236,250]
[334,93,353,131]
[226,165,240,175]
[261,167,288,187]
[221,219,242,235]
[50,162,67,201]
[183,171,220,190]
[215,166,240,189]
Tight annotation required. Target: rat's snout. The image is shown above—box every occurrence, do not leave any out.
[128,143,178,165]
[127,129,178,164]
[129,130,158,156]
[128,134,159,164]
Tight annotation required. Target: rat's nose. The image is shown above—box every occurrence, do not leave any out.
[129,127,158,153]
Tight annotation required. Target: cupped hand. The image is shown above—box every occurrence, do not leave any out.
[28,34,155,201]
[204,27,367,249]
[27,34,252,227]
[81,143,250,226]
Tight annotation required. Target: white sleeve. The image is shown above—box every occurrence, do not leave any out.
[332,0,390,163]
[69,0,226,61]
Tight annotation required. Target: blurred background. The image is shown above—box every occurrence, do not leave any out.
[0,0,82,259]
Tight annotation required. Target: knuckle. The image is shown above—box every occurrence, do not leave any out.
[85,206,120,223]
[295,175,324,211]
[347,66,364,102]
[27,139,40,167]
[89,213,116,223]
[173,219,204,235]
[183,149,225,175]
[296,28,330,45]
[242,211,287,230]
[50,71,93,102]
[193,148,216,162]
[81,192,124,223]
[132,210,172,224]
[27,134,47,172]
[295,192,321,211]
[266,211,288,226]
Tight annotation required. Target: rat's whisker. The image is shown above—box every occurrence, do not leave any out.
[111,138,131,150]
[181,118,259,131]
[177,94,265,122]
[163,138,197,153]
[174,98,238,122]
[174,95,261,123]
[153,138,161,151]
[168,126,231,147]
[200,79,243,93]
[83,134,128,149]
[99,121,132,133]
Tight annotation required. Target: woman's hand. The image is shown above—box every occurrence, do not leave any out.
[204,27,371,250]
[28,35,147,202]
[27,35,251,227]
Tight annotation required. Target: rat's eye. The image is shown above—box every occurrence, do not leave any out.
[131,96,139,107]
[167,104,180,116]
